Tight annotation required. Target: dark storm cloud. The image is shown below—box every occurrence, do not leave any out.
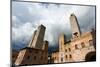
[77,7,95,33]
[12,1,96,51]
[12,2,42,25]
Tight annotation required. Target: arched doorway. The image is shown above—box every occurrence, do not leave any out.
[85,51,96,61]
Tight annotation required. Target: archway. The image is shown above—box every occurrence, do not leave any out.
[85,51,96,61]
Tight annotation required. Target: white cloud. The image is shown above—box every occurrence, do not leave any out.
[12,22,35,47]
[12,16,21,27]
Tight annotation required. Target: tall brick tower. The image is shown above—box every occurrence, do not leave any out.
[28,30,37,47]
[14,25,48,65]
[70,14,81,38]
[59,33,66,62]
[59,33,65,52]
[28,25,46,49]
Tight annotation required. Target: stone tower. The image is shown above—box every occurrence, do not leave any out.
[28,24,46,49]
[28,30,37,47]
[42,40,48,51]
[14,25,48,65]
[70,14,81,38]
[59,33,66,63]
[59,33,65,52]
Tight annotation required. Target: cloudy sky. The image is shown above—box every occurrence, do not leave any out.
[12,1,95,52]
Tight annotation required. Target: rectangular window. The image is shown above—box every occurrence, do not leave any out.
[69,54,72,58]
[75,44,78,49]
[65,49,67,52]
[66,55,67,59]
[34,56,36,60]
[61,58,63,62]
[69,48,71,51]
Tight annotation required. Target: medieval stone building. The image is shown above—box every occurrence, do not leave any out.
[14,25,48,66]
[51,14,96,63]
[12,13,96,65]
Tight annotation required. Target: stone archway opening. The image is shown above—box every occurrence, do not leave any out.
[85,51,96,62]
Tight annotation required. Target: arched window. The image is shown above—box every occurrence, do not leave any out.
[75,44,78,49]
[65,49,67,52]
[81,42,85,48]
[69,48,71,51]
[66,55,67,59]
[69,54,72,58]
[61,57,63,61]
[73,32,78,38]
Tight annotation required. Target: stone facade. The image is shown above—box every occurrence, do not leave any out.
[14,25,48,66]
[51,14,96,63]
[13,13,96,65]
[12,50,19,64]
[15,46,48,65]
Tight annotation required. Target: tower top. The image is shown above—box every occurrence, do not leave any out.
[70,13,81,38]
[71,13,75,16]
[38,24,46,29]
[28,24,46,49]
